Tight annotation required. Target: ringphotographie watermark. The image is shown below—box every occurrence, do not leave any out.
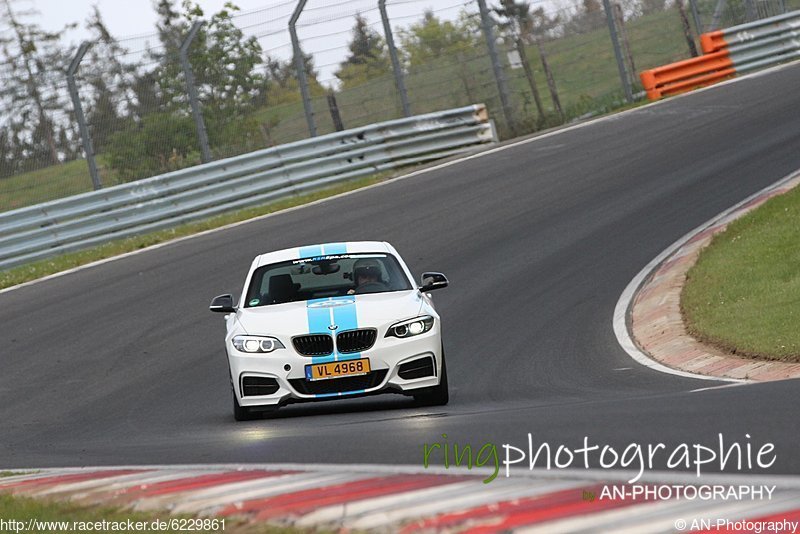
[422,433,777,484]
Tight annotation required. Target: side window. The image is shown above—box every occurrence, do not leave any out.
[245,270,265,307]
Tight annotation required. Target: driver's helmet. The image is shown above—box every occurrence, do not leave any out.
[353,258,383,284]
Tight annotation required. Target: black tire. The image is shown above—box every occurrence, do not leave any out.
[414,350,449,406]
[232,391,259,421]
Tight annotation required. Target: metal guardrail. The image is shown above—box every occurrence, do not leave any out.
[0,105,496,271]
[640,9,800,99]
[700,10,800,72]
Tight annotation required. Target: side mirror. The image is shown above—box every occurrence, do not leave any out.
[420,272,449,292]
[210,294,236,313]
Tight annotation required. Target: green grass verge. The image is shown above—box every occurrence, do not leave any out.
[682,184,800,362]
[1,7,696,212]
[0,174,388,291]
[0,157,126,212]
[0,492,304,534]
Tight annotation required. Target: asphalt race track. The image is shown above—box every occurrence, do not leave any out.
[2,63,799,477]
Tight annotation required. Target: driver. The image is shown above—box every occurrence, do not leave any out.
[348,259,386,294]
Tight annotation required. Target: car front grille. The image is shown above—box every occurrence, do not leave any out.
[289,370,388,396]
[336,329,377,353]
[292,334,333,356]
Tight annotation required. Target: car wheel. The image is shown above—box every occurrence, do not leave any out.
[414,349,449,406]
[232,391,259,421]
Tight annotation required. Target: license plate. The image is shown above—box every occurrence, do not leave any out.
[305,358,371,381]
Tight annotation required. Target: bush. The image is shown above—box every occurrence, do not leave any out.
[105,114,200,181]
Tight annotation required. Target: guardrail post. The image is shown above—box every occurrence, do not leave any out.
[290,0,317,137]
[476,0,516,135]
[379,0,411,117]
[602,0,634,103]
[67,42,102,191]
[180,21,212,164]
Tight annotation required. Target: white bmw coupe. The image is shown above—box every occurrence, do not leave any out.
[210,241,449,420]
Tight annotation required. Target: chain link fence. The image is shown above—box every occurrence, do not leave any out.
[1,0,797,212]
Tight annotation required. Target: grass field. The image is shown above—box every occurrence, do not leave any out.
[0,7,694,213]
[0,174,388,290]
[682,185,800,362]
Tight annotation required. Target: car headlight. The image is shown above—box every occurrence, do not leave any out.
[386,316,434,338]
[232,335,285,353]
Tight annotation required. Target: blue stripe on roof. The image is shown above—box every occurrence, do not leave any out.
[324,242,347,255]
[299,245,323,258]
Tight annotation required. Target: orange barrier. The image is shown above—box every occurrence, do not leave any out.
[639,50,735,100]
[700,30,727,53]
[641,11,800,100]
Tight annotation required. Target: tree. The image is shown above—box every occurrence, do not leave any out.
[106,0,270,175]
[565,0,607,33]
[639,0,666,15]
[398,10,477,67]
[334,14,390,88]
[82,6,138,151]
[0,0,74,167]
[493,0,564,123]
[184,2,264,115]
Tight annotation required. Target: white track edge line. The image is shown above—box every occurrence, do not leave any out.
[6,464,800,488]
[3,59,798,297]
[612,168,800,383]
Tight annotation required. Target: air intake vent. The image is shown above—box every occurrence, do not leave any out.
[398,357,435,380]
[336,329,377,353]
[241,376,280,397]
[292,334,333,356]
[290,370,387,395]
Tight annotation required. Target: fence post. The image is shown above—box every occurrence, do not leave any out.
[290,0,316,137]
[676,0,700,57]
[476,0,516,135]
[67,41,102,191]
[180,21,212,164]
[536,40,564,122]
[379,0,411,117]
[688,0,704,34]
[327,91,344,131]
[515,35,545,122]
[602,0,633,103]
[613,3,637,86]
[709,0,726,30]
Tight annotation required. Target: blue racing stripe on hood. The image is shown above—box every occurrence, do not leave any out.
[306,297,331,365]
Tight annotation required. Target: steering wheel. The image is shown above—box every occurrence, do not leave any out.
[355,282,388,294]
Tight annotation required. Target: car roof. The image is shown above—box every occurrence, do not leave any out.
[254,241,394,268]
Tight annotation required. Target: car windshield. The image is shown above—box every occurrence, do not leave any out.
[244,253,413,307]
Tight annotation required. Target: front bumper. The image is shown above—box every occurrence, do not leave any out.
[229,329,443,408]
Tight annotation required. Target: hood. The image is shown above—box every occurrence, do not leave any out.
[235,290,425,337]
